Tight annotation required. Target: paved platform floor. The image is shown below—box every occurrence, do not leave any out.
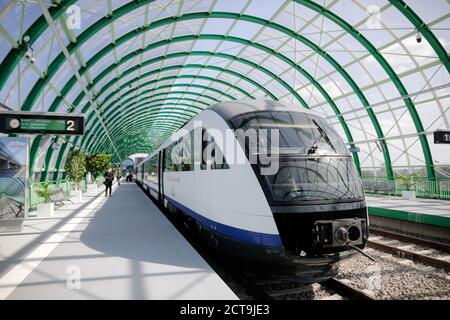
[0,183,238,300]
[366,195,450,219]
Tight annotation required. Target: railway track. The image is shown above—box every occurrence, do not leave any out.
[368,228,450,272]
[139,183,448,300]
[238,274,375,300]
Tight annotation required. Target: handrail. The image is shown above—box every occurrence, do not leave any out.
[362,177,450,200]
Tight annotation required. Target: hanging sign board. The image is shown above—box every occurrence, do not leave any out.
[0,112,84,135]
[434,130,450,144]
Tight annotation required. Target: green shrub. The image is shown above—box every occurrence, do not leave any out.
[35,183,53,203]
[64,150,86,189]
[86,153,112,182]
[396,173,420,191]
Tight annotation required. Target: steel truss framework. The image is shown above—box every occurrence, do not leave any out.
[0,0,448,182]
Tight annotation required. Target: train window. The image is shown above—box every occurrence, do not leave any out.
[144,156,159,184]
[229,111,363,203]
[180,132,193,171]
[201,128,229,170]
[165,132,194,172]
[164,142,176,172]
[229,111,349,156]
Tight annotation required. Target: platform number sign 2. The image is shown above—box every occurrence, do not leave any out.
[67,120,75,132]
[0,112,85,135]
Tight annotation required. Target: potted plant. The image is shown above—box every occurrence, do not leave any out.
[64,150,86,200]
[396,173,420,200]
[35,183,55,217]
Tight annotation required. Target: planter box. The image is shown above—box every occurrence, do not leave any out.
[402,190,416,200]
[70,190,83,201]
[86,184,97,193]
[37,203,55,217]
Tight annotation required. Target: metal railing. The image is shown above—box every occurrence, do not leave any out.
[362,177,450,200]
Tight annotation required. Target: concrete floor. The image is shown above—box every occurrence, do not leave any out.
[366,195,450,218]
[0,183,237,300]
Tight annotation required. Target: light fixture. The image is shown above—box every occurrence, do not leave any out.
[416,30,422,43]
[22,35,36,64]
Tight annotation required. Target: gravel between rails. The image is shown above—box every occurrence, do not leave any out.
[335,248,450,300]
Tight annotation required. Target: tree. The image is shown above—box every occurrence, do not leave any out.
[64,151,86,190]
[85,153,112,182]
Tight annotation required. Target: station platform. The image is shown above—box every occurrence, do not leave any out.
[366,195,450,241]
[0,183,238,300]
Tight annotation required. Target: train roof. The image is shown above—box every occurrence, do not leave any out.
[208,100,317,121]
[140,100,321,163]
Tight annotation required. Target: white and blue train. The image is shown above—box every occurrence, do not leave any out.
[135,100,368,280]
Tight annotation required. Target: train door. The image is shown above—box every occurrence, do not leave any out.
[158,149,164,205]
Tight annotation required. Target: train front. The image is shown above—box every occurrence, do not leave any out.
[229,110,368,279]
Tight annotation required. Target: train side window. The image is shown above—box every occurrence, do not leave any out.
[201,129,209,170]
[144,156,159,184]
[164,143,176,172]
[201,128,229,170]
[165,134,194,172]
[180,133,193,171]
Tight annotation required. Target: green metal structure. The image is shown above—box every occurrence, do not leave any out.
[0,0,448,191]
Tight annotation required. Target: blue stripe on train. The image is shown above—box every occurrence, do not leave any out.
[145,183,283,248]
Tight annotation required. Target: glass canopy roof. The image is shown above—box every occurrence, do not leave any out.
[0,0,449,182]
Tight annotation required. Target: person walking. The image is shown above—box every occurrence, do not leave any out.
[116,172,121,186]
[104,169,114,197]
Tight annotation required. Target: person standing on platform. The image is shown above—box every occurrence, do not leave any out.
[116,172,121,186]
[104,169,114,197]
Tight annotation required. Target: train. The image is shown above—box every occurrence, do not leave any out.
[135,100,368,281]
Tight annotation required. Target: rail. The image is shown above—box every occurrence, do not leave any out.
[362,177,450,200]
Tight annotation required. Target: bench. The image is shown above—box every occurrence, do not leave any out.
[49,187,73,208]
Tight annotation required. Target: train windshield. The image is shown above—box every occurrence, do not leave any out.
[229,111,364,203]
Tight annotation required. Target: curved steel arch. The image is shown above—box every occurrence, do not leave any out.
[84,108,197,153]
[16,3,442,179]
[28,17,394,176]
[33,13,389,172]
[78,71,258,151]
[70,48,305,114]
[102,99,202,123]
[130,97,211,108]
[101,106,200,145]
[81,72,263,152]
[1,2,444,180]
[145,90,219,102]
[41,97,211,181]
[93,119,185,154]
[98,83,236,112]
[48,72,252,173]
[112,117,187,152]
[18,12,376,165]
[79,40,367,174]
[48,84,238,180]
[110,98,206,114]
[297,0,435,179]
[98,63,276,100]
[100,92,215,113]
[71,37,371,171]
[389,0,450,74]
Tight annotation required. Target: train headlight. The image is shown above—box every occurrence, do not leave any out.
[313,218,365,248]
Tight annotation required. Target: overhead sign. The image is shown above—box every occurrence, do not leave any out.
[0,112,84,135]
[349,147,361,153]
[434,130,450,144]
